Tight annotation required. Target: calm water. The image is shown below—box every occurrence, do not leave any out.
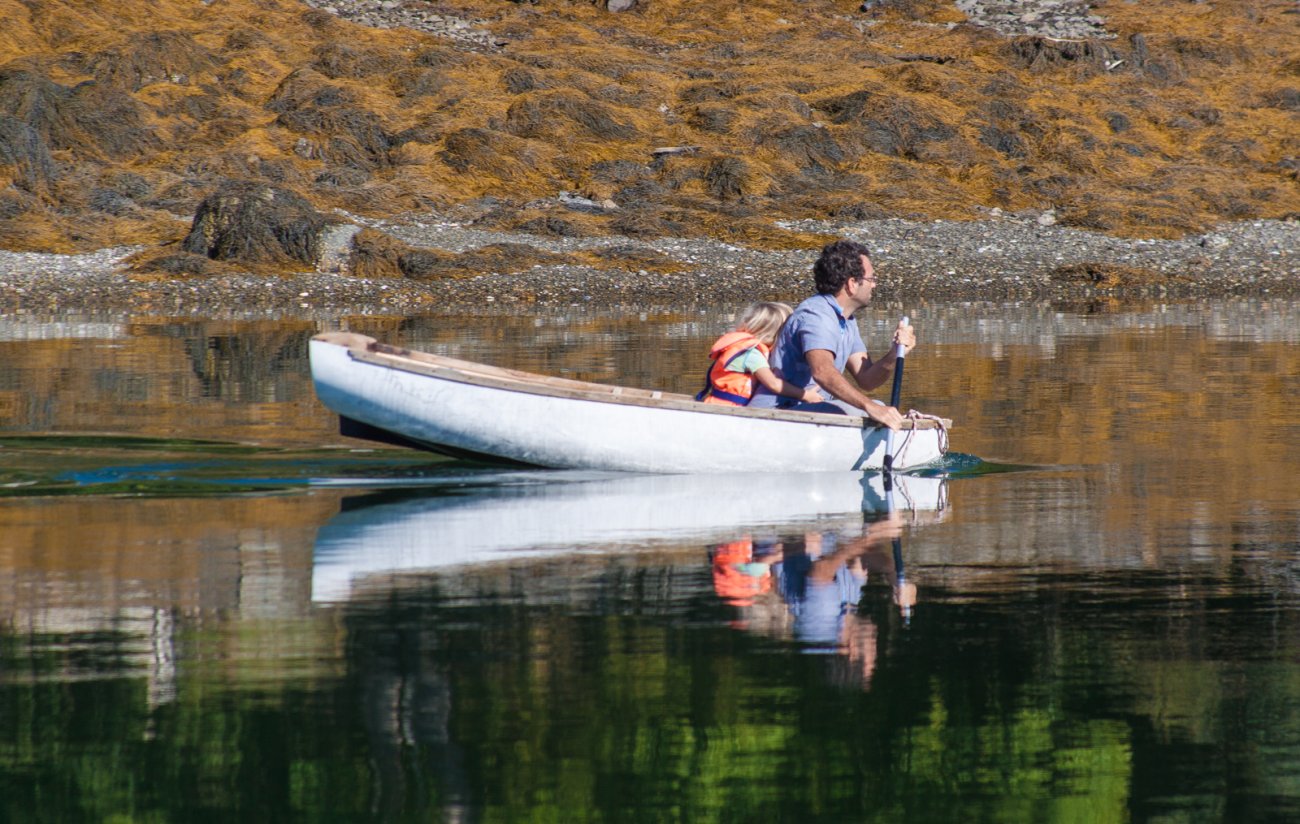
[1,299,1298,822]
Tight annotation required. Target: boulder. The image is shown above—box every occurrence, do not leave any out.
[182,180,336,269]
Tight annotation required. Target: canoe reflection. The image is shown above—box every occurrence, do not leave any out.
[312,471,947,603]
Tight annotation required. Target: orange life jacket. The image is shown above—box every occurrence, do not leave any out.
[695,331,769,406]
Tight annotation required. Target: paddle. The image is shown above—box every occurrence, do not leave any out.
[883,316,911,624]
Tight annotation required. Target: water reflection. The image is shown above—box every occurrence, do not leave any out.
[1,298,1298,820]
[311,471,948,602]
[710,518,911,690]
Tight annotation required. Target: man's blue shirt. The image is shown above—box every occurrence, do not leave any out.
[748,294,866,409]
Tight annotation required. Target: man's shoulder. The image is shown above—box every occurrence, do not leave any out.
[790,294,846,330]
[793,294,828,313]
[791,294,834,322]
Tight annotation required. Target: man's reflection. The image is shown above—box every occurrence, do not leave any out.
[709,513,913,687]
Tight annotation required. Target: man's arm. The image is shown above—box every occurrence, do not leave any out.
[846,351,891,392]
[847,321,916,391]
[806,349,904,429]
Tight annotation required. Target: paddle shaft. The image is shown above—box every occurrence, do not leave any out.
[883,317,909,472]
[889,339,906,409]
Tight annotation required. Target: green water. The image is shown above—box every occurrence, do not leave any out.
[1,299,1298,821]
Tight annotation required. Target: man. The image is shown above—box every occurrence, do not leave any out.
[747,238,915,429]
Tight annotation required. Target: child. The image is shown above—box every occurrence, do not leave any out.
[696,302,824,406]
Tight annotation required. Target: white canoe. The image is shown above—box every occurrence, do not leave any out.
[309,332,951,473]
[312,470,948,602]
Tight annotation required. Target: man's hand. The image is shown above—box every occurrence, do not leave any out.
[865,402,905,430]
[891,321,916,357]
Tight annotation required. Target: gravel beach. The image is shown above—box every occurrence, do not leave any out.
[1,214,1295,318]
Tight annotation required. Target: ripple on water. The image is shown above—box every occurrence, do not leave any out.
[0,435,491,497]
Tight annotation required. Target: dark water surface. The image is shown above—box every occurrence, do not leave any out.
[1,299,1297,822]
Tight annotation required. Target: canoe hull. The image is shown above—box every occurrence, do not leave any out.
[309,333,949,473]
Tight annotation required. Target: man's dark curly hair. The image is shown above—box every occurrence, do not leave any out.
[813,239,871,295]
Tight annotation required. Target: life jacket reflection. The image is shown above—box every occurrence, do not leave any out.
[696,331,769,406]
[710,538,771,607]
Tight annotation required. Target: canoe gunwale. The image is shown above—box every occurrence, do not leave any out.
[314,332,951,432]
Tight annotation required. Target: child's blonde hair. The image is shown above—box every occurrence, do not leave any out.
[737,301,793,344]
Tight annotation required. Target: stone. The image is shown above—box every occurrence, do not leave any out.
[317,224,364,274]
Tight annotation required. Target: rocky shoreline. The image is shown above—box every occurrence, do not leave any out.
[5,0,1294,317]
[2,213,1295,318]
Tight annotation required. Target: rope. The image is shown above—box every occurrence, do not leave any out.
[889,410,948,467]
